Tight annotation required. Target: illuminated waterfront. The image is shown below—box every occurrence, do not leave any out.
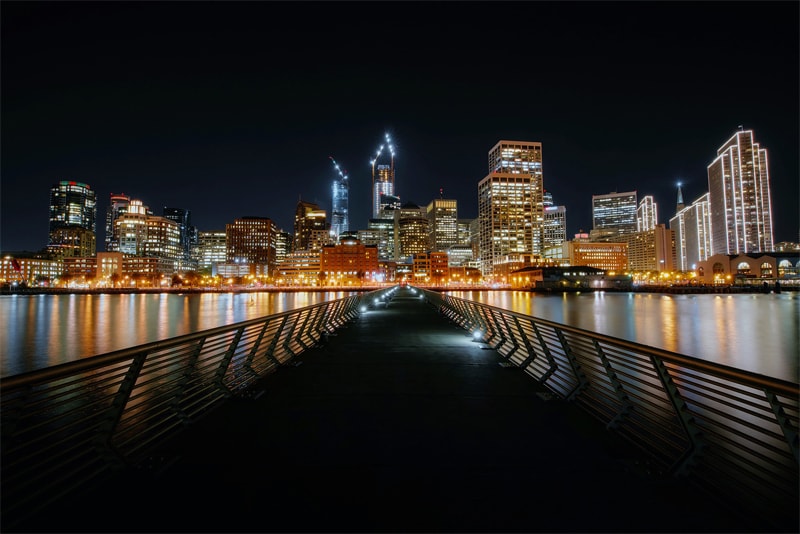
[1,290,797,381]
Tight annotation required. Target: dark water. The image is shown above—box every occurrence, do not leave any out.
[1,290,797,382]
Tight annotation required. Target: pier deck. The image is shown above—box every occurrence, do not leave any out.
[15,287,767,533]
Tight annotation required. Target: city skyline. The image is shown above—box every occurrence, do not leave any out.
[2,1,798,252]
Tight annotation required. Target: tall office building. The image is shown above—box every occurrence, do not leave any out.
[426,198,458,252]
[542,190,567,252]
[195,230,227,271]
[394,202,429,261]
[226,216,279,275]
[163,207,195,264]
[707,129,773,254]
[330,157,349,240]
[294,200,328,252]
[591,191,638,240]
[371,134,395,219]
[48,180,97,257]
[478,140,544,278]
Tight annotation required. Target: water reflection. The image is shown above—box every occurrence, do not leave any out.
[0,291,352,377]
[447,290,799,382]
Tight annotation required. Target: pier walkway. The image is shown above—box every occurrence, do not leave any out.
[15,287,770,533]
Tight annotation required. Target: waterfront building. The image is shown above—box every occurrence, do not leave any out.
[591,191,638,240]
[426,198,458,252]
[694,252,799,286]
[275,250,322,286]
[562,240,628,272]
[622,224,675,273]
[48,180,97,257]
[63,253,168,286]
[707,129,774,255]
[637,195,658,231]
[0,254,62,286]
[319,236,379,286]
[411,251,449,285]
[294,200,329,252]
[226,216,280,275]
[478,140,545,279]
[670,193,712,272]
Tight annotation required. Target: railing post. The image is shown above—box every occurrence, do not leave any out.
[555,328,589,401]
[765,390,799,463]
[96,352,148,467]
[172,337,208,422]
[264,315,290,366]
[592,339,633,429]
[214,326,246,394]
[650,356,704,477]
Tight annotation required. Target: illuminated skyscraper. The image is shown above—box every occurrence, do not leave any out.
[294,200,328,252]
[426,197,458,252]
[226,216,279,275]
[669,193,712,271]
[707,129,773,254]
[105,193,131,252]
[48,180,97,257]
[478,140,544,278]
[371,133,395,219]
[330,158,349,240]
[542,191,567,251]
[636,195,658,232]
[591,191,638,240]
[163,207,195,266]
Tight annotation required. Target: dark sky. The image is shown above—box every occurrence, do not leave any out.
[2,0,798,252]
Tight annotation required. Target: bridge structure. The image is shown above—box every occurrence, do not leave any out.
[2,285,798,532]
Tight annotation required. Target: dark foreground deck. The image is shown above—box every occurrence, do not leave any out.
[13,288,775,533]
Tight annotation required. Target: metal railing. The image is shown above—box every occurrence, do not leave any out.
[0,288,393,528]
[424,288,799,529]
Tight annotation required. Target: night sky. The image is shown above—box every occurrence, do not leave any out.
[2,1,798,252]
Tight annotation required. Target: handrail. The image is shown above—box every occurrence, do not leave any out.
[423,288,799,529]
[0,287,394,528]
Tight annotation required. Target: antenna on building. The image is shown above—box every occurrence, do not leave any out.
[738,125,744,131]
[676,182,685,212]
[439,187,443,199]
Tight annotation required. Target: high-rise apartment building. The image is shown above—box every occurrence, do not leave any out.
[636,195,658,232]
[591,191,638,240]
[106,193,132,252]
[477,140,544,278]
[371,134,395,219]
[670,193,712,271]
[48,180,97,257]
[707,129,773,254]
[426,198,458,252]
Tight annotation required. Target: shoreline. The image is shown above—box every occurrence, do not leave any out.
[0,285,794,296]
